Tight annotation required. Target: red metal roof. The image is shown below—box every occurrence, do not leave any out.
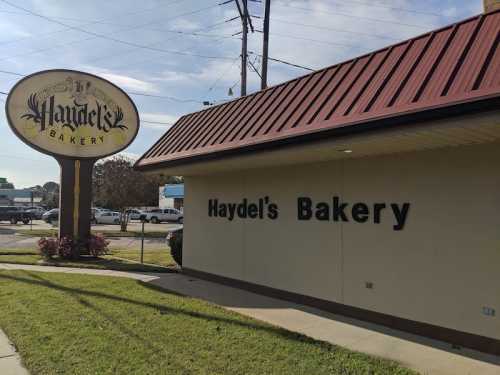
[136,10,500,170]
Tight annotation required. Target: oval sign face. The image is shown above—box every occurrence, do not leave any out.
[5,69,139,159]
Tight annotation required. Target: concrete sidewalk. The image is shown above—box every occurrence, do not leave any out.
[0,330,29,375]
[0,263,499,375]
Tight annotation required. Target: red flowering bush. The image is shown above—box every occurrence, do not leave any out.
[87,233,109,257]
[58,236,77,259]
[37,237,58,259]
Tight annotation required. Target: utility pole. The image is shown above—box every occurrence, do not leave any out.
[261,0,270,90]
[235,0,249,96]
[241,0,248,96]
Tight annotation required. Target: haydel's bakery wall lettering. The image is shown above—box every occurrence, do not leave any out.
[208,196,410,231]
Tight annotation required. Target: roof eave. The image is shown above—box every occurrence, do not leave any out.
[134,95,500,172]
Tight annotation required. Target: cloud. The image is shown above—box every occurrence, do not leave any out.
[140,112,180,130]
[169,18,201,31]
[98,72,159,93]
[80,66,160,93]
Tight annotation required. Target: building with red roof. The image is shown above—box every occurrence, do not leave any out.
[136,6,500,355]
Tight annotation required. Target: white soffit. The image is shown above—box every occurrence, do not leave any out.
[148,111,500,176]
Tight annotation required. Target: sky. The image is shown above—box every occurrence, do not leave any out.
[0,0,482,188]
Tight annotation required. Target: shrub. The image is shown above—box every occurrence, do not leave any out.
[37,237,58,259]
[87,233,109,257]
[168,228,183,266]
[58,236,77,260]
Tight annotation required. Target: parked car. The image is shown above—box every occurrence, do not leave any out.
[0,206,31,224]
[42,208,59,224]
[125,209,143,220]
[95,211,122,224]
[141,208,183,224]
[91,208,104,223]
[25,206,46,220]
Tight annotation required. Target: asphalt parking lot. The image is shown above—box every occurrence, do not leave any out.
[0,220,181,249]
[0,220,181,233]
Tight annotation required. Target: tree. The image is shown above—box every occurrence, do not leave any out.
[92,156,180,231]
[0,177,14,189]
[42,181,60,208]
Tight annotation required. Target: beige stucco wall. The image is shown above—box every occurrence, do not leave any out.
[183,141,500,340]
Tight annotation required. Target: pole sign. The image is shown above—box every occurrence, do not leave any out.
[5,69,139,242]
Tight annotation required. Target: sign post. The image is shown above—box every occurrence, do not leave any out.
[5,69,139,248]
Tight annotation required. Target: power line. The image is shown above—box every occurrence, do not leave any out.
[0,0,189,47]
[331,0,441,17]
[271,18,400,41]
[0,3,228,64]
[140,120,175,126]
[0,72,206,104]
[206,56,241,92]
[274,3,433,29]
[0,0,234,61]
[265,31,364,49]
[127,92,204,104]
[0,70,23,77]
[248,51,315,71]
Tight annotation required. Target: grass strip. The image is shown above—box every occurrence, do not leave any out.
[0,271,418,375]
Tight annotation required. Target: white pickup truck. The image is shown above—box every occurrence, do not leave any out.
[141,208,183,224]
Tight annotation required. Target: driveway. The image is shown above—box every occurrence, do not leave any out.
[0,234,38,249]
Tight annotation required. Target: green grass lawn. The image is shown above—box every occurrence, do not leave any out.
[0,270,418,375]
[0,248,174,273]
[109,247,175,267]
[17,229,168,238]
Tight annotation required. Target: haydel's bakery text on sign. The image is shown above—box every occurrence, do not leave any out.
[6,69,139,158]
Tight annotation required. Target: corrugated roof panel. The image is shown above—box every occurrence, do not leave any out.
[157,111,206,156]
[146,115,189,158]
[454,14,499,93]
[286,66,340,129]
[338,48,391,117]
[249,80,301,138]
[255,76,313,137]
[301,63,353,126]
[135,11,500,170]
[274,70,328,132]
[393,27,454,107]
[220,88,270,143]
[233,87,282,142]
[476,31,500,89]
[182,102,230,151]
[189,98,243,150]
[317,56,372,121]
[355,42,410,114]
[175,104,223,152]
[266,70,325,134]
[212,93,263,144]
[202,94,254,147]
[162,109,210,154]
[421,19,477,100]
